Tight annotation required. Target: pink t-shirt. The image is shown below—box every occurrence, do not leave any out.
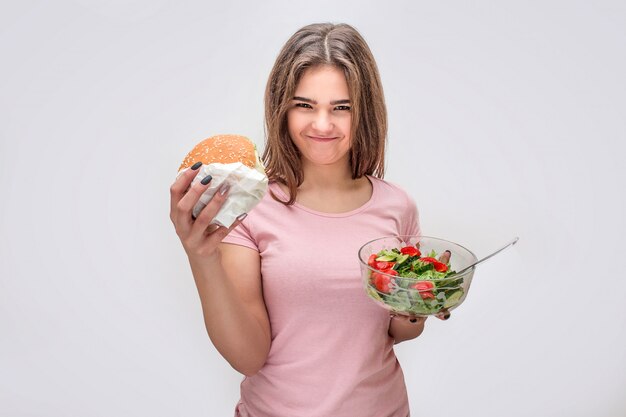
[223,176,420,417]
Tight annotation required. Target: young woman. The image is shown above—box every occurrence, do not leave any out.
[170,22,446,417]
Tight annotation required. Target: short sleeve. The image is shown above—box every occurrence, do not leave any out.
[400,192,421,237]
[222,216,259,251]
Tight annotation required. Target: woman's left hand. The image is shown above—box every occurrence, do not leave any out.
[388,310,451,344]
[434,309,451,321]
[389,314,427,325]
[388,314,427,344]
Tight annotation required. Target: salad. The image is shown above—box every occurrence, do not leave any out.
[366,245,465,316]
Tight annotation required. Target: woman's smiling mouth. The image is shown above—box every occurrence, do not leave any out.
[308,136,337,142]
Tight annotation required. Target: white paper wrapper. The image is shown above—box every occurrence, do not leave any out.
[178,162,268,228]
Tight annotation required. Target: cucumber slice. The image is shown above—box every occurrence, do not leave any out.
[395,254,410,265]
[443,290,464,308]
[367,286,384,302]
[376,255,396,262]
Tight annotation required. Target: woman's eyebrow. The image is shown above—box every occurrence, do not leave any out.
[293,96,316,104]
[292,96,351,105]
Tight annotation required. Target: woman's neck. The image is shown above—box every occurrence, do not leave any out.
[300,158,356,192]
[286,158,372,213]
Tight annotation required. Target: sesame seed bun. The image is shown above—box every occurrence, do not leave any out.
[178,134,257,171]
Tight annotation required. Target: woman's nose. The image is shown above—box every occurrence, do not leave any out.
[311,111,333,132]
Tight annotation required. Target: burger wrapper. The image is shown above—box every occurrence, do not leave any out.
[178,162,268,228]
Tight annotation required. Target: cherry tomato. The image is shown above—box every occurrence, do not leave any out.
[400,246,421,257]
[376,261,395,270]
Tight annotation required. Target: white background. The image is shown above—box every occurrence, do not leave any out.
[1,1,625,416]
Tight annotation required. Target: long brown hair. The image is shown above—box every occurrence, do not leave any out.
[263,23,387,205]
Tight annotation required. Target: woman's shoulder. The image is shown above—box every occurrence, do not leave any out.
[367,176,420,235]
[368,175,413,201]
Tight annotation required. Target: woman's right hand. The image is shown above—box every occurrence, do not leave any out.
[170,164,268,375]
[169,163,245,260]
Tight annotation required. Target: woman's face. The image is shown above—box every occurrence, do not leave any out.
[287,65,352,168]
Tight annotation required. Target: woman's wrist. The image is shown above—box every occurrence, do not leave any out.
[187,247,224,288]
[187,246,221,267]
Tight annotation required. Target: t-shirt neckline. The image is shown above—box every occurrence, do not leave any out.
[270,175,378,218]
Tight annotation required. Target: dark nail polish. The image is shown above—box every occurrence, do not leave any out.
[201,175,212,185]
[443,313,450,320]
[191,161,202,170]
[236,213,248,221]
[409,318,417,323]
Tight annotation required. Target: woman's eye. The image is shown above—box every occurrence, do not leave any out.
[334,105,351,111]
[295,103,312,109]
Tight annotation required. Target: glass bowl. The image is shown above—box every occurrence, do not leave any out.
[358,235,478,317]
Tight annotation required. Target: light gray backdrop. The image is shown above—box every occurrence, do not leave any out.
[1,1,624,416]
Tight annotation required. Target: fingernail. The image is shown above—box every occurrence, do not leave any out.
[219,183,230,196]
[201,175,212,185]
[409,318,417,323]
[443,313,450,320]
[191,161,202,170]
[236,213,247,221]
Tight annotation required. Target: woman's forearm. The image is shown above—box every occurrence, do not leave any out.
[189,251,270,376]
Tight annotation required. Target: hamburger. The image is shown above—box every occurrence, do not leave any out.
[178,134,259,172]
[178,134,268,227]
